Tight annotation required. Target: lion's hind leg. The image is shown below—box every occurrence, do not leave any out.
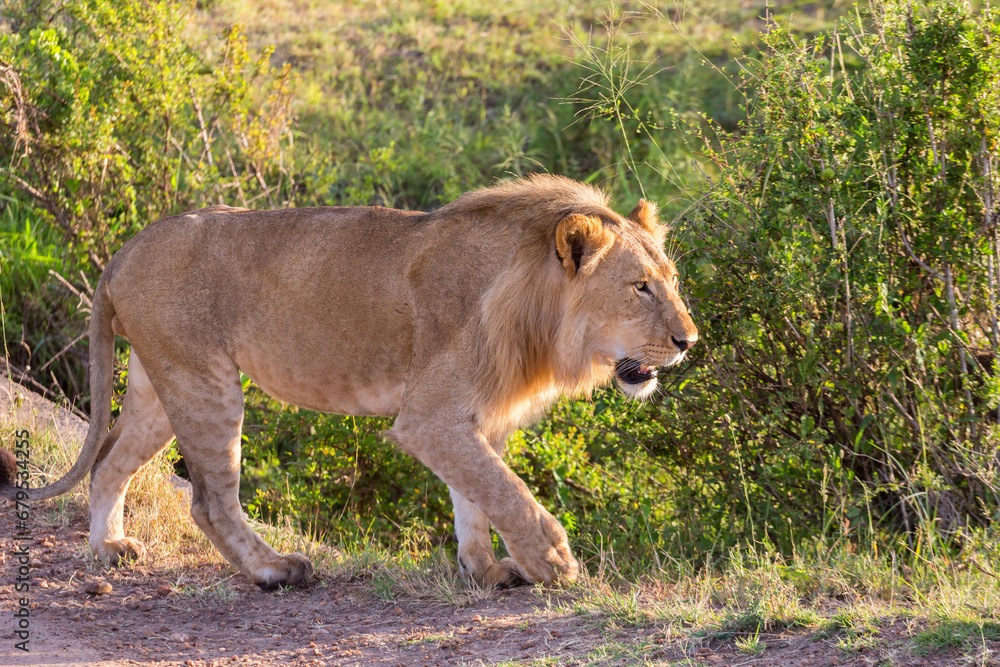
[88,350,175,565]
[152,355,313,590]
[451,489,525,589]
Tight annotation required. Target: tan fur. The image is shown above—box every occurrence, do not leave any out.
[23,175,697,589]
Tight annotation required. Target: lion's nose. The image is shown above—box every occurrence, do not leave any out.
[671,335,695,352]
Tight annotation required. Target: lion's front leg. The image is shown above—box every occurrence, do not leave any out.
[450,488,525,588]
[388,413,578,586]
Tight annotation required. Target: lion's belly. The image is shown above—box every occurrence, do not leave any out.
[233,332,412,418]
[243,365,406,417]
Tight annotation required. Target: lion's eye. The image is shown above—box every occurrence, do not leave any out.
[634,280,649,293]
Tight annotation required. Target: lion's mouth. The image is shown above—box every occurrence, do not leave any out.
[615,358,658,385]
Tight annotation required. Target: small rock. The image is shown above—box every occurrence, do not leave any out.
[155,585,172,597]
[85,580,112,596]
[696,648,712,656]
[139,601,155,612]
[472,614,483,622]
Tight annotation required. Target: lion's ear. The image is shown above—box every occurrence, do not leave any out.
[628,200,667,245]
[555,214,614,279]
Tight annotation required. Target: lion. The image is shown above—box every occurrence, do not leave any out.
[2,175,697,589]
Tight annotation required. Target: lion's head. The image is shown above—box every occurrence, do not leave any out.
[553,198,699,401]
[471,175,698,414]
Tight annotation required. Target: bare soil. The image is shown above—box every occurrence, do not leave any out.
[0,517,960,667]
[0,380,980,666]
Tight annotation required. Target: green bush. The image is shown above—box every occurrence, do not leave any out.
[240,390,452,545]
[2,1,296,263]
[1,0,295,399]
[600,0,1000,558]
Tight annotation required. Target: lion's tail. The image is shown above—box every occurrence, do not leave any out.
[1,275,117,501]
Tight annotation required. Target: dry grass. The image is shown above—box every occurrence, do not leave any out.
[0,378,212,568]
[0,391,345,573]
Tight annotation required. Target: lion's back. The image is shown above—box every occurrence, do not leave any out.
[102,205,428,412]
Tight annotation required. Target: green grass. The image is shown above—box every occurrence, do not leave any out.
[735,629,767,655]
[175,579,241,603]
[193,0,850,212]
[0,197,76,380]
[0,197,66,303]
[817,606,883,653]
[913,620,1000,654]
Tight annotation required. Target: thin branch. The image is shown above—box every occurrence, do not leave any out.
[48,270,93,311]
[38,331,87,374]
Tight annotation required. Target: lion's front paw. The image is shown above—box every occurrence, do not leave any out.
[254,552,314,591]
[507,510,579,585]
[91,537,146,566]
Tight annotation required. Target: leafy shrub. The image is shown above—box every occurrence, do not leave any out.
[1,0,295,399]
[597,0,1000,558]
[240,390,452,545]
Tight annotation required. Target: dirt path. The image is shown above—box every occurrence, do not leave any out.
[1,514,943,667]
[0,513,633,666]
[0,379,972,666]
